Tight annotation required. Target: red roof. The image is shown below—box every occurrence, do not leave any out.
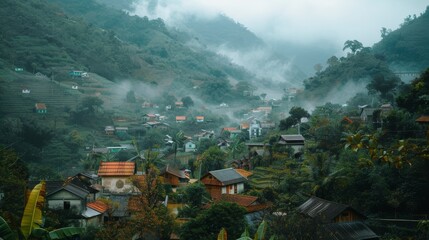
[220,194,258,207]
[176,116,186,121]
[35,103,47,110]
[98,162,135,176]
[87,200,108,213]
[223,127,237,132]
[196,116,204,120]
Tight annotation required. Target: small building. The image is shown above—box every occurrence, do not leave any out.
[249,120,262,139]
[97,162,136,194]
[184,140,197,152]
[22,89,30,94]
[360,107,378,122]
[416,115,429,124]
[160,164,190,188]
[115,127,128,133]
[34,103,47,114]
[196,116,204,123]
[69,70,88,78]
[82,200,108,227]
[201,168,247,200]
[298,196,366,223]
[176,116,186,123]
[278,134,305,154]
[105,126,115,135]
[175,101,184,108]
[46,184,91,213]
[143,121,170,130]
[143,114,158,122]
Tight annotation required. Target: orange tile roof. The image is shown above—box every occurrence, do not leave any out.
[196,116,204,120]
[223,127,237,132]
[240,122,249,129]
[35,103,47,110]
[176,116,186,121]
[87,200,108,213]
[234,169,253,178]
[98,162,135,176]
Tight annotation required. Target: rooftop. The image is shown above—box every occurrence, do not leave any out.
[98,162,135,176]
[207,168,246,185]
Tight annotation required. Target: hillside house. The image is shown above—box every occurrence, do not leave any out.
[240,122,250,130]
[249,120,262,139]
[143,121,170,130]
[143,113,158,122]
[194,130,215,141]
[175,101,184,108]
[115,127,128,133]
[105,126,115,135]
[34,103,47,113]
[184,140,197,152]
[201,168,247,200]
[176,116,186,123]
[278,134,305,154]
[380,103,393,117]
[256,106,272,115]
[196,116,205,122]
[416,115,429,124]
[22,89,30,94]
[46,174,98,213]
[160,164,190,188]
[298,196,366,223]
[298,196,378,240]
[82,200,108,227]
[98,162,136,194]
[69,70,88,78]
[359,107,378,122]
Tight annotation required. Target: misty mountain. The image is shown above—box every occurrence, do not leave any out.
[373,6,429,71]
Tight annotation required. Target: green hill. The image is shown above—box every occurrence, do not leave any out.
[373,6,429,71]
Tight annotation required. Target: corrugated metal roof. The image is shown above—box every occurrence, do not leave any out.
[209,168,246,185]
[280,134,305,142]
[98,162,135,176]
[298,196,351,222]
[82,207,102,218]
[324,222,379,240]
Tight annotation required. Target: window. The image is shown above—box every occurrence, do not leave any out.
[64,201,71,210]
[234,184,237,194]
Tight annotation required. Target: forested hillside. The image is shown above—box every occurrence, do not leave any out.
[373,6,429,71]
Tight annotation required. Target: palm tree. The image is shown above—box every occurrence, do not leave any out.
[172,131,186,166]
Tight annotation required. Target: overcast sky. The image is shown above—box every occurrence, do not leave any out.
[134,0,428,48]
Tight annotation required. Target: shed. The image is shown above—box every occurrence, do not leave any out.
[35,103,47,113]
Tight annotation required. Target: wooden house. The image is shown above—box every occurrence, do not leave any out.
[278,134,305,154]
[298,196,378,239]
[34,103,47,114]
[46,184,90,213]
[201,168,246,200]
[97,162,136,194]
[298,196,366,223]
[160,164,190,188]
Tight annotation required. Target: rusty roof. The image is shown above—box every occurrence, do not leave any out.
[234,169,253,178]
[87,200,108,213]
[416,115,429,123]
[219,194,258,207]
[98,162,135,176]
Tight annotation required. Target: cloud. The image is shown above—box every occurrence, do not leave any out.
[132,0,428,47]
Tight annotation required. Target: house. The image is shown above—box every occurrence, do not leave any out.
[176,116,186,123]
[249,120,262,139]
[196,116,204,123]
[278,134,305,154]
[298,196,378,240]
[201,168,247,200]
[115,127,128,133]
[34,103,47,113]
[175,101,184,108]
[256,106,272,115]
[143,113,158,122]
[22,89,30,94]
[45,173,100,214]
[69,70,88,78]
[97,162,136,194]
[160,164,190,188]
[245,143,270,155]
[240,122,250,130]
[143,121,170,130]
[359,106,378,122]
[194,130,215,141]
[217,139,230,151]
[416,115,429,124]
[184,140,197,152]
[105,126,115,135]
[380,103,393,117]
[82,200,108,227]
[298,196,366,223]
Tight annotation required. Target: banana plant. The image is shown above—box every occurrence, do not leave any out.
[0,181,84,240]
[216,220,275,240]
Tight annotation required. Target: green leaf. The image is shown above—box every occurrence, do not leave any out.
[0,216,17,240]
[21,181,46,239]
[217,228,227,240]
[49,227,85,240]
[240,227,250,237]
[254,220,267,240]
[31,228,49,238]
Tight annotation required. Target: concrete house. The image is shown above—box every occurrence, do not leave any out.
[97,162,136,194]
[35,103,47,114]
[184,140,197,152]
